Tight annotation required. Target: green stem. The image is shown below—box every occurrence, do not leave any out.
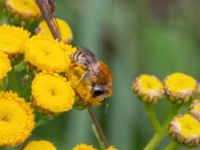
[0,80,3,90]
[143,132,165,150]
[7,68,21,94]
[145,104,161,133]
[92,125,105,150]
[163,141,178,150]
[143,104,181,150]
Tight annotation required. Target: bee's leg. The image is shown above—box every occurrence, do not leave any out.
[75,71,89,89]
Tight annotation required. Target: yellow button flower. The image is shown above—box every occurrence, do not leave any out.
[23,140,57,150]
[132,74,164,104]
[169,114,200,147]
[25,35,70,73]
[0,24,30,55]
[164,73,197,104]
[31,72,75,114]
[5,0,41,20]
[73,144,97,150]
[0,91,35,147]
[36,18,73,44]
[60,43,77,59]
[189,99,200,122]
[0,51,11,80]
[105,146,118,150]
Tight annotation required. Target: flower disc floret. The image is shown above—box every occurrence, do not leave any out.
[25,35,70,72]
[0,91,35,147]
[164,73,197,104]
[73,144,97,150]
[0,24,30,55]
[0,51,12,80]
[132,74,164,104]
[36,18,73,43]
[31,72,75,114]
[189,99,200,122]
[23,140,57,150]
[169,114,200,147]
[60,43,77,59]
[5,0,41,20]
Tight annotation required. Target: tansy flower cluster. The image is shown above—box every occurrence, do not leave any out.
[72,144,118,150]
[132,72,200,148]
[0,0,114,149]
[132,73,198,104]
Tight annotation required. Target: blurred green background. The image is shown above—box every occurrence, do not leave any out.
[2,0,200,149]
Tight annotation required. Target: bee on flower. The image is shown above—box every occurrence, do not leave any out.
[67,47,112,107]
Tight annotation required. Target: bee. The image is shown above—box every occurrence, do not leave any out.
[71,47,112,101]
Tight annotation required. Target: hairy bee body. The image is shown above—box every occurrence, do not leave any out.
[71,47,99,75]
[70,47,112,101]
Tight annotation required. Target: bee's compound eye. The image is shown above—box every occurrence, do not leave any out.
[93,86,104,97]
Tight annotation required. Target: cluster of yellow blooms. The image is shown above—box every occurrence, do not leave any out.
[0,0,115,149]
[72,144,117,150]
[132,73,200,147]
[22,141,118,150]
[132,73,197,104]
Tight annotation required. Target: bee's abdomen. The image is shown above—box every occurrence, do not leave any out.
[71,50,89,67]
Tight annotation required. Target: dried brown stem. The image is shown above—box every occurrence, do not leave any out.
[88,107,109,148]
[35,0,61,41]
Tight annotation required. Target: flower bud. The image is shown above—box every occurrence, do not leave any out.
[169,114,200,147]
[164,73,197,104]
[132,74,164,104]
[189,99,200,122]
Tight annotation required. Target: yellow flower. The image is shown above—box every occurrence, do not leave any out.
[105,146,118,150]
[5,0,41,20]
[0,91,35,147]
[164,73,197,104]
[73,144,97,150]
[169,114,200,147]
[31,72,75,114]
[60,43,77,59]
[25,35,70,73]
[0,24,30,55]
[36,18,73,44]
[0,51,12,80]
[189,99,200,122]
[23,140,57,150]
[132,74,164,104]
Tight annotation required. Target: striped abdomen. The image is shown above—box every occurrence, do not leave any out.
[71,47,99,74]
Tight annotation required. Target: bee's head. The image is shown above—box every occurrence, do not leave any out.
[92,85,105,97]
